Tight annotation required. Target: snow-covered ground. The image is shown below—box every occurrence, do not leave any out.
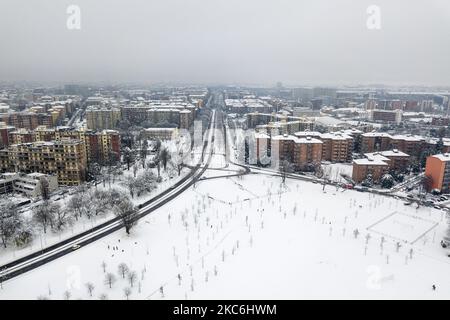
[1,170,449,299]
[322,163,353,182]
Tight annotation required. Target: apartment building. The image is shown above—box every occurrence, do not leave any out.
[225,99,274,114]
[0,112,53,130]
[271,134,322,170]
[253,132,271,163]
[352,157,389,183]
[361,132,426,156]
[121,104,196,129]
[293,137,323,170]
[33,126,120,164]
[352,149,410,183]
[390,135,425,156]
[294,131,354,162]
[0,172,58,197]
[361,132,393,153]
[86,106,121,130]
[246,112,314,131]
[425,154,450,192]
[0,172,17,194]
[9,128,34,144]
[319,132,353,163]
[369,109,402,124]
[363,150,410,171]
[0,123,15,148]
[0,140,87,186]
[147,109,182,126]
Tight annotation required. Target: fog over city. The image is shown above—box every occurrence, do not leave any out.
[0,0,449,86]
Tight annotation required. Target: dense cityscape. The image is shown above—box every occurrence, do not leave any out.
[0,83,450,300]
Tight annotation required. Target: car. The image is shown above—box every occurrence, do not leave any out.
[434,205,442,210]
[71,244,81,251]
[440,196,448,201]
[404,202,412,206]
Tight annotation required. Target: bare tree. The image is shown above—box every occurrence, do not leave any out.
[134,171,157,197]
[54,208,72,231]
[279,160,294,185]
[155,156,161,178]
[128,270,137,287]
[133,163,139,178]
[39,178,50,200]
[140,139,149,168]
[122,147,134,171]
[86,282,95,297]
[123,287,132,300]
[63,290,71,300]
[113,198,138,235]
[154,139,162,152]
[87,162,102,186]
[104,273,116,289]
[0,201,22,248]
[123,176,137,199]
[159,147,171,171]
[118,263,129,279]
[421,174,434,194]
[66,193,84,221]
[101,261,107,273]
[99,293,108,300]
[314,163,324,179]
[32,201,58,234]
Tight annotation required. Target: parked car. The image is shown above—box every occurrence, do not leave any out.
[431,189,441,195]
[355,186,368,192]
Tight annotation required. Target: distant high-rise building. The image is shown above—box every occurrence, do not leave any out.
[86,107,121,130]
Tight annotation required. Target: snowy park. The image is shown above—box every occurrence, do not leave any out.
[1,170,449,300]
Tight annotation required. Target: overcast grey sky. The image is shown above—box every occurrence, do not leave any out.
[0,0,449,86]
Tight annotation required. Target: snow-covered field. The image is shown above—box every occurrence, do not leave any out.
[1,171,449,300]
[322,163,353,181]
